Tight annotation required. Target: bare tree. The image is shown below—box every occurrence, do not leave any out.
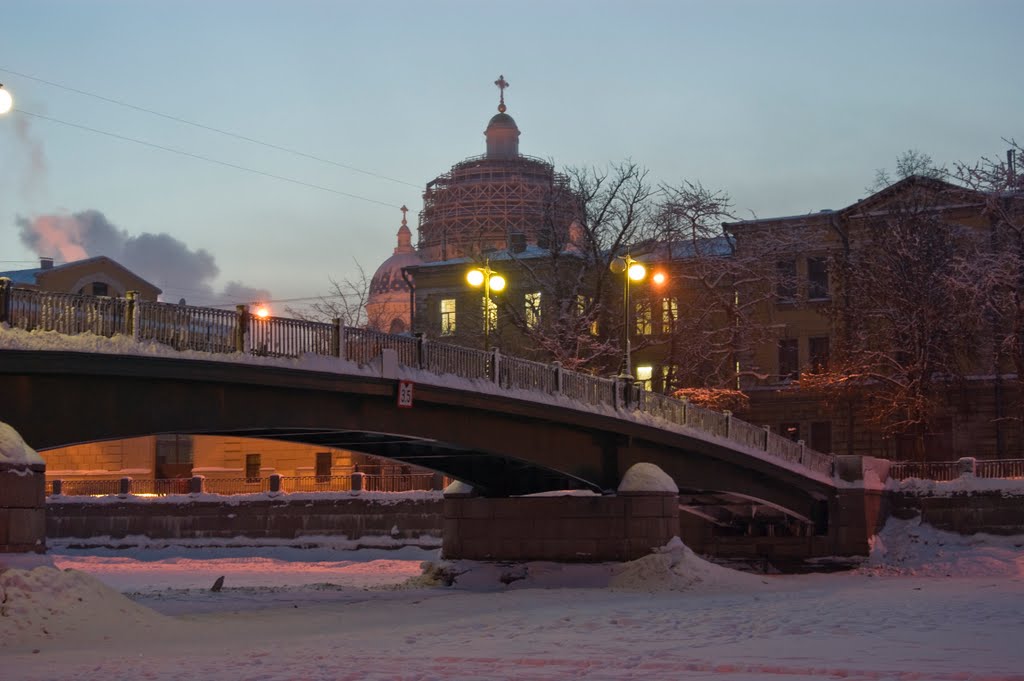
[287,261,377,327]
[870,148,948,192]
[651,181,809,395]
[800,181,987,458]
[497,161,658,372]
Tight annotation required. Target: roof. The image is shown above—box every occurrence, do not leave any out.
[0,255,162,294]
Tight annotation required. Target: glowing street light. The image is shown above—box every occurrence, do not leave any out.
[609,253,646,379]
[254,304,271,319]
[466,260,505,350]
[0,84,13,115]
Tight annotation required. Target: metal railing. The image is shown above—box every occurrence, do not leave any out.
[1,282,836,477]
[47,473,440,497]
[890,458,1024,481]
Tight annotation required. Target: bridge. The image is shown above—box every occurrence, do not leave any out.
[0,282,881,560]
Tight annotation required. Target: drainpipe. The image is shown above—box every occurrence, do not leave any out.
[401,267,416,335]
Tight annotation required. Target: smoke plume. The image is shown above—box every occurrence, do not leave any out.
[16,209,271,305]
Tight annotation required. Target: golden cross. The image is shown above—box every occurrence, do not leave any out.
[494,74,509,113]
[400,205,408,226]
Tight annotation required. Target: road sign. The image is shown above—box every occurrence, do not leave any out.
[397,380,414,408]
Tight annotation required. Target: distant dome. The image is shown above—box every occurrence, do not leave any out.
[487,112,518,129]
[367,207,422,333]
[370,211,421,295]
[370,249,421,295]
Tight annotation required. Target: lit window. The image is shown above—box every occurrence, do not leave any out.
[245,453,261,482]
[577,295,598,335]
[525,292,541,329]
[440,298,456,335]
[635,301,652,336]
[636,365,653,391]
[661,297,678,334]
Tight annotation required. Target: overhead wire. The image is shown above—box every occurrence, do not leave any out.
[15,108,404,209]
[0,66,421,189]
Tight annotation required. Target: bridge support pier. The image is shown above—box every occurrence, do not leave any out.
[828,456,891,556]
[0,461,46,554]
[441,489,678,562]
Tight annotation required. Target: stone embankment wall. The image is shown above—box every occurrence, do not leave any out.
[442,492,678,562]
[47,496,443,544]
[889,492,1024,535]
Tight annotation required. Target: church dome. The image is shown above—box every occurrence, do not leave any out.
[367,207,421,333]
[487,112,518,129]
[370,208,421,295]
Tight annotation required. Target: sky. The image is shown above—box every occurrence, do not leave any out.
[1,0,1021,310]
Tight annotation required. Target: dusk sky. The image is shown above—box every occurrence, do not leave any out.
[1,0,1020,309]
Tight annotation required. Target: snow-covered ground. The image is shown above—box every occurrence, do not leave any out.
[3,519,1024,680]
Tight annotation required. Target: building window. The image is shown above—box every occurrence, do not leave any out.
[777,260,797,301]
[578,296,598,335]
[808,257,829,299]
[809,336,830,373]
[661,297,678,334]
[525,292,541,329]
[778,338,799,381]
[635,365,653,392]
[635,301,652,336]
[780,423,801,442]
[440,298,456,335]
[660,364,676,394]
[245,453,261,482]
[155,434,193,479]
[810,421,832,453]
[315,452,332,481]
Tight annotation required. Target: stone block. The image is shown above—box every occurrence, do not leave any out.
[8,508,45,546]
[626,495,669,518]
[0,471,45,508]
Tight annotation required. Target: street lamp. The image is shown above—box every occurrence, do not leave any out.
[0,84,13,115]
[466,259,506,350]
[609,253,646,379]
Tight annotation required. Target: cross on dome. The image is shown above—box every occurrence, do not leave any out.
[494,74,509,113]
[400,204,408,227]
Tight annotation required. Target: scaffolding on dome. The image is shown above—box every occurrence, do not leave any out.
[417,153,580,261]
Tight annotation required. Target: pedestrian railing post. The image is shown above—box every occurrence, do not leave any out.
[553,361,563,395]
[762,425,771,451]
[235,304,249,353]
[351,472,365,492]
[491,347,501,384]
[119,476,132,498]
[724,410,733,440]
[189,475,204,495]
[0,277,11,325]
[798,439,806,466]
[125,290,140,341]
[51,479,62,496]
[416,333,427,370]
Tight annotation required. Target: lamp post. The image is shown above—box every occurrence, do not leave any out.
[609,253,646,379]
[466,259,506,351]
[0,84,13,115]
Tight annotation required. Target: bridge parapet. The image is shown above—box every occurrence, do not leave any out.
[0,281,834,478]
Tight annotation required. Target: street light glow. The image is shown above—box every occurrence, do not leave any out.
[489,274,506,292]
[466,269,485,287]
[0,85,12,115]
[255,305,270,319]
[628,262,647,281]
[652,271,667,286]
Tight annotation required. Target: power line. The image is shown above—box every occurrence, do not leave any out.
[0,66,421,189]
[16,108,404,209]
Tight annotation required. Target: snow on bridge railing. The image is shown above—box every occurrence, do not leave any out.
[1,282,835,477]
[889,458,1024,481]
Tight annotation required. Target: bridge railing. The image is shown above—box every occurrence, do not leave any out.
[1,282,835,477]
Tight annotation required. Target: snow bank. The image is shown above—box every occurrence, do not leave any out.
[443,480,474,496]
[864,517,1024,577]
[0,421,44,466]
[618,462,678,493]
[402,537,764,593]
[609,536,766,592]
[888,476,1024,496]
[0,566,169,648]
